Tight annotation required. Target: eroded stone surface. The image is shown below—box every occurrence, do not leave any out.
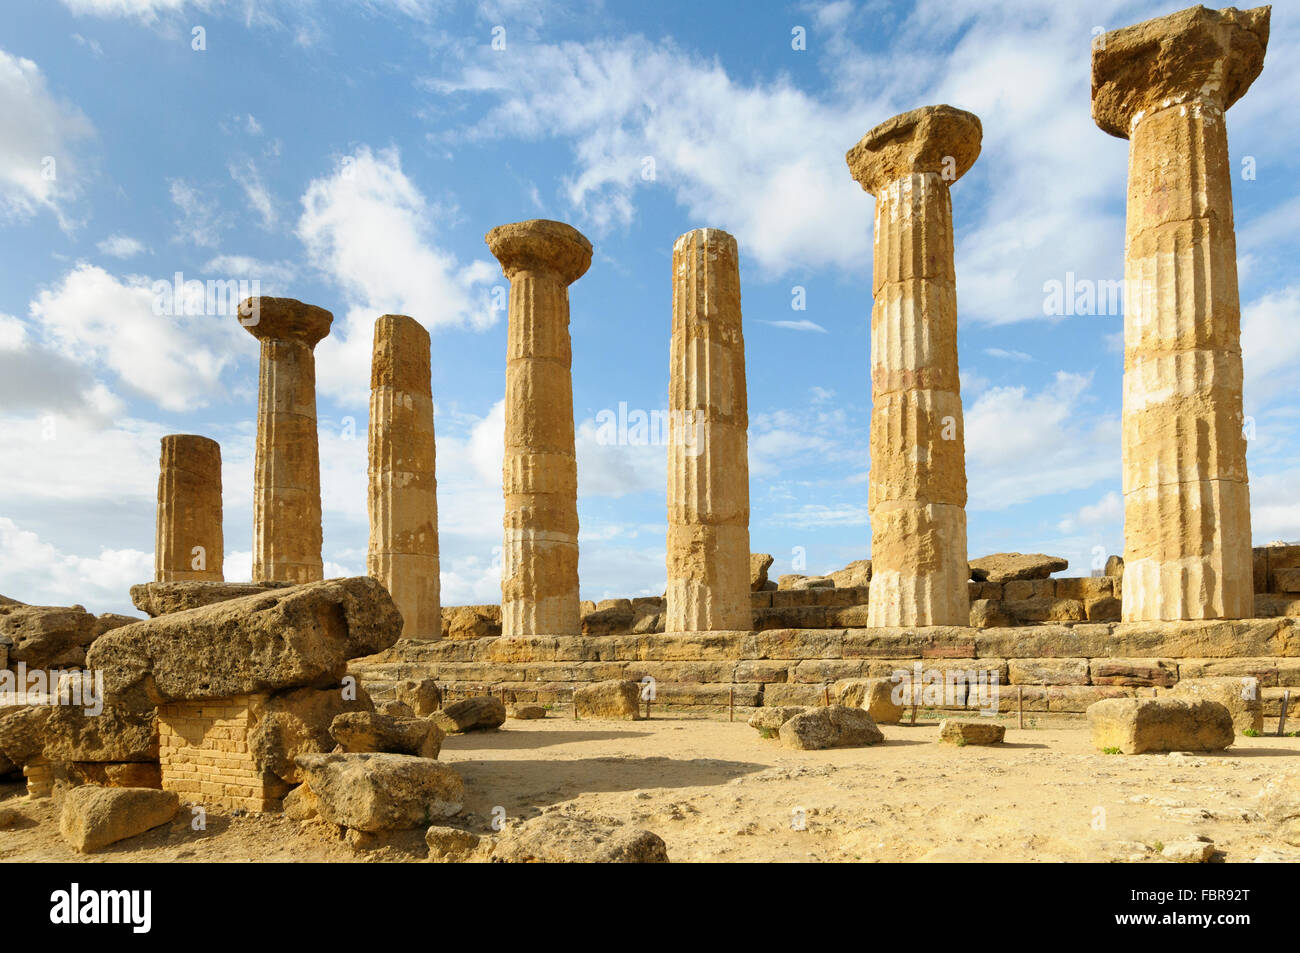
[154,435,223,583]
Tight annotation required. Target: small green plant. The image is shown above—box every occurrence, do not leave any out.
[954,737,967,747]
[1152,840,1165,853]
[759,728,776,739]
[1243,728,1260,737]
[1102,746,1122,755]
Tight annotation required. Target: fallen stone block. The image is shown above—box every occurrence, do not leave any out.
[330,711,443,759]
[249,684,373,785]
[747,706,806,735]
[1162,839,1215,863]
[42,704,158,763]
[59,786,179,853]
[511,705,546,720]
[1087,698,1234,754]
[87,576,403,706]
[833,677,904,724]
[394,678,441,717]
[750,553,774,592]
[433,695,506,732]
[441,605,502,640]
[490,814,669,863]
[1169,676,1263,734]
[778,705,884,750]
[0,603,99,669]
[129,580,295,617]
[60,762,162,790]
[294,752,464,832]
[938,719,1005,745]
[969,553,1068,583]
[573,680,642,720]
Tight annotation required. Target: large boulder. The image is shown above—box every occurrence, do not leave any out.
[433,695,506,733]
[86,577,403,706]
[0,603,99,669]
[42,703,158,763]
[1087,697,1234,754]
[833,677,903,724]
[748,706,807,735]
[938,719,1005,745]
[129,580,294,617]
[0,705,51,766]
[750,554,775,592]
[59,786,179,853]
[249,684,373,785]
[969,553,1068,583]
[441,605,502,640]
[573,680,642,720]
[330,711,444,759]
[828,559,872,589]
[294,752,464,832]
[1169,677,1264,734]
[394,678,441,717]
[778,705,884,750]
[490,814,669,863]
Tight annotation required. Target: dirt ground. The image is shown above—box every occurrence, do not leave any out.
[3,711,1298,863]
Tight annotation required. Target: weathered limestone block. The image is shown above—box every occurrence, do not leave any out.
[441,605,502,640]
[1170,675,1263,733]
[938,719,1005,745]
[130,580,293,618]
[750,553,774,591]
[829,559,872,589]
[969,553,1067,583]
[573,679,642,720]
[747,706,807,734]
[833,677,904,723]
[368,314,441,641]
[1007,658,1090,686]
[0,603,98,669]
[1087,697,1234,753]
[666,228,752,632]
[847,105,980,628]
[59,786,178,853]
[249,684,373,785]
[58,762,162,790]
[42,704,158,763]
[1093,5,1269,620]
[489,814,669,863]
[87,577,403,705]
[294,752,464,832]
[154,434,223,583]
[394,677,441,717]
[487,220,591,638]
[330,711,444,759]
[434,694,506,733]
[779,705,884,750]
[239,296,332,585]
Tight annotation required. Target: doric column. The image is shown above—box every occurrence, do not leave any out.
[666,228,752,632]
[238,296,332,584]
[485,220,591,638]
[155,434,223,582]
[1093,5,1269,621]
[846,104,981,627]
[367,314,441,640]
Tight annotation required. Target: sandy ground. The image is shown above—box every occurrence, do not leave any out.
[3,711,1299,862]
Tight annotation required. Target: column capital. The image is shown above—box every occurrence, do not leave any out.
[1092,4,1270,140]
[846,104,982,197]
[486,219,592,284]
[238,296,333,347]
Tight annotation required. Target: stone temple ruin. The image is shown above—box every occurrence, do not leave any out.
[1,5,1297,860]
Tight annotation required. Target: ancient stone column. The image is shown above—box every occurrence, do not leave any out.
[367,314,441,640]
[239,296,332,585]
[486,220,591,638]
[1093,5,1269,621]
[846,105,981,627]
[155,434,223,582]
[666,228,752,632]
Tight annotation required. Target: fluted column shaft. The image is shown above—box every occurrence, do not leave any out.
[847,105,981,627]
[155,434,223,582]
[666,228,752,632]
[487,220,592,638]
[368,314,441,640]
[1092,4,1270,620]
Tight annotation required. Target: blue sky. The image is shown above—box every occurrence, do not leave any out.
[1,0,1297,616]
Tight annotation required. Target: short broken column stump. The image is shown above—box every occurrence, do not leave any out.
[157,694,284,812]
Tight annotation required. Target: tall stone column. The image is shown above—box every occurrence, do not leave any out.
[1093,5,1269,621]
[846,105,981,627]
[155,434,223,582]
[367,314,441,640]
[486,220,591,638]
[666,228,752,632]
[239,296,332,585]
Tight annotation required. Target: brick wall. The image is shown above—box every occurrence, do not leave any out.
[156,694,283,812]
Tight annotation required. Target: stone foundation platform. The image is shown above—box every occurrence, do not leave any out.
[351,617,1300,716]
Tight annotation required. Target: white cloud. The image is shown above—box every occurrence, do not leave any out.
[229,158,276,228]
[296,145,498,404]
[1056,490,1122,533]
[96,233,145,258]
[169,178,225,247]
[28,263,239,411]
[1242,285,1300,412]
[61,0,190,18]
[0,517,151,613]
[984,347,1033,362]
[0,50,93,226]
[766,319,828,333]
[201,254,295,289]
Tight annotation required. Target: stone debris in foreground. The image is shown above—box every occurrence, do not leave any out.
[834,677,904,724]
[329,711,444,759]
[393,677,441,717]
[59,786,179,853]
[432,694,506,733]
[938,719,1006,745]
[778,705,884,750]
[1169,676,1263,734]
[129,580,293,618]
[1087,697,1234,754]
[293,752,464,832]
[1161,839,1216,863]
[573,679,643,720]
[489,814,669,863]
